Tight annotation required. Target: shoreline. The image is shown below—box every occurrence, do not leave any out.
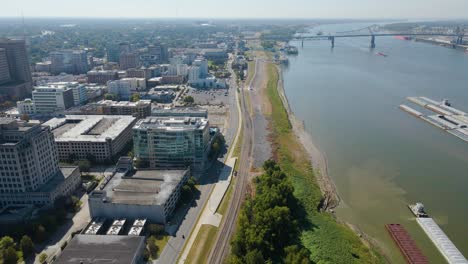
[274,64,340,210]
[274,63,390,262]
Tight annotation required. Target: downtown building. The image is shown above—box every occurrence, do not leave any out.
[0,118,80,207]
[0,39,33,99]
[87,70,119,84]
[133,117,210,172]
[44,115,136,162]
[50,50,88,75]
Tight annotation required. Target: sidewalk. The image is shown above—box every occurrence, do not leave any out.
[178,157,236,263]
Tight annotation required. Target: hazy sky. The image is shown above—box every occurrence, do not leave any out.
[2,0,468,19]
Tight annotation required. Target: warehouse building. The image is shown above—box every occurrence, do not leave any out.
[55,235,145,264]
[88,169,190,224]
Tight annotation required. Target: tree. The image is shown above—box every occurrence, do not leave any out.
[2,247,18,264]
[183,95,194,105]
[20,235,34,258]
[77,160,91,173]
[34,225,47,243]
[38,252,48,263]
[147,236,159,259]
[130,93,140,102]
[104,93,116,100]
[284,245,311,264]
[0,236,15,251]
[20,113,30,122]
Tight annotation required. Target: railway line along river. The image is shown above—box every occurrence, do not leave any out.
[282,23,468,263]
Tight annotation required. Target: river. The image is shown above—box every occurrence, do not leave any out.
[282,23,468,263]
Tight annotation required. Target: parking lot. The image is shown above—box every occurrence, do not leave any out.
[185,87,230,106]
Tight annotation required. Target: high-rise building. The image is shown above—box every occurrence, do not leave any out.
[133,117,210,172]
[0,48,11,84]
[188,66,201,81]
[106,44,120,63]
[193,58,208,78]
[120,52,140,70]
[0,118,81,206]
[0,39,33,99]
[50,50,88,75]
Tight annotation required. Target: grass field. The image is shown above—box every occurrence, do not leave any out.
[216,176,236,216]
[184,224,218,264]
[264,63,385,263]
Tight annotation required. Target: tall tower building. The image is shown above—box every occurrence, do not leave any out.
[0,48,11,84]
[0,119,59,194]
[0,39,32,99]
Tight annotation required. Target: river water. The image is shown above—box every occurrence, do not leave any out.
[282,23,468,263]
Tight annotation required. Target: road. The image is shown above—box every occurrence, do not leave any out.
[156,56,240,264]
[207,59,260,264]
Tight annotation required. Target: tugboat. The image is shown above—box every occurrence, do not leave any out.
[408,202,429,218]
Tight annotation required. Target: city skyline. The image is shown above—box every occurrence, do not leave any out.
[2,0,468,19]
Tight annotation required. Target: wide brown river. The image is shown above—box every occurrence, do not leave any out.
[283,23,468,263]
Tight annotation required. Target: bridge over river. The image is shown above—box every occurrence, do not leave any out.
[293,25,466,48]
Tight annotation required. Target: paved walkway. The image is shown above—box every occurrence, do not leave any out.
[178,157,237,263]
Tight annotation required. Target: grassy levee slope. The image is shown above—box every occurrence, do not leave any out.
[265,63,384,264]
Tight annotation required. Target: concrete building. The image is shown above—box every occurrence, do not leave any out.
[0,48,10,84]
[151,106,208,118]
[0,119,80,206]
[89,169,190,223]
[202,48,228,63]
[65,100,152,118]
[50,50,88,75]
[108,79,132,100]
[188,66,201,81]
[44,115,136,162]
[126,68,150,79]
[188,76,227,89]
[31,86,75,113]
[120,52,140,70]
[121,77,147,91]
[96,100,151,118]
[34,61,52,73]
[16,98,35,115]
[56,235,145,264]
[193,58,208,78]
[133,117,210,172]
[87,70,119,84]
[142,89,175,103]
[44,82,88,106]
[0,39,33,99]
[106,43,121,63]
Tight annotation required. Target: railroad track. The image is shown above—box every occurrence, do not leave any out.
[207,60,258,264]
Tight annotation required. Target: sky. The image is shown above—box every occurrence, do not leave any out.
[1,0,468,20]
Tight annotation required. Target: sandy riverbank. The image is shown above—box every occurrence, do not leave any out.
[274,64,340,210]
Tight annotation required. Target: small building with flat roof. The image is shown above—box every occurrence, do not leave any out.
[89,169,190,224]
[55,234,145,264]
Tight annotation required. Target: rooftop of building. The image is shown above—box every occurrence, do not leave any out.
[55,234,144,264]
[44,115,136,142]
[37,167,79,192]
[0,119,42,144]
[97,100,152,107]
[100,169,188,205]
[151,106,208,117]
[134,116,208,131]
